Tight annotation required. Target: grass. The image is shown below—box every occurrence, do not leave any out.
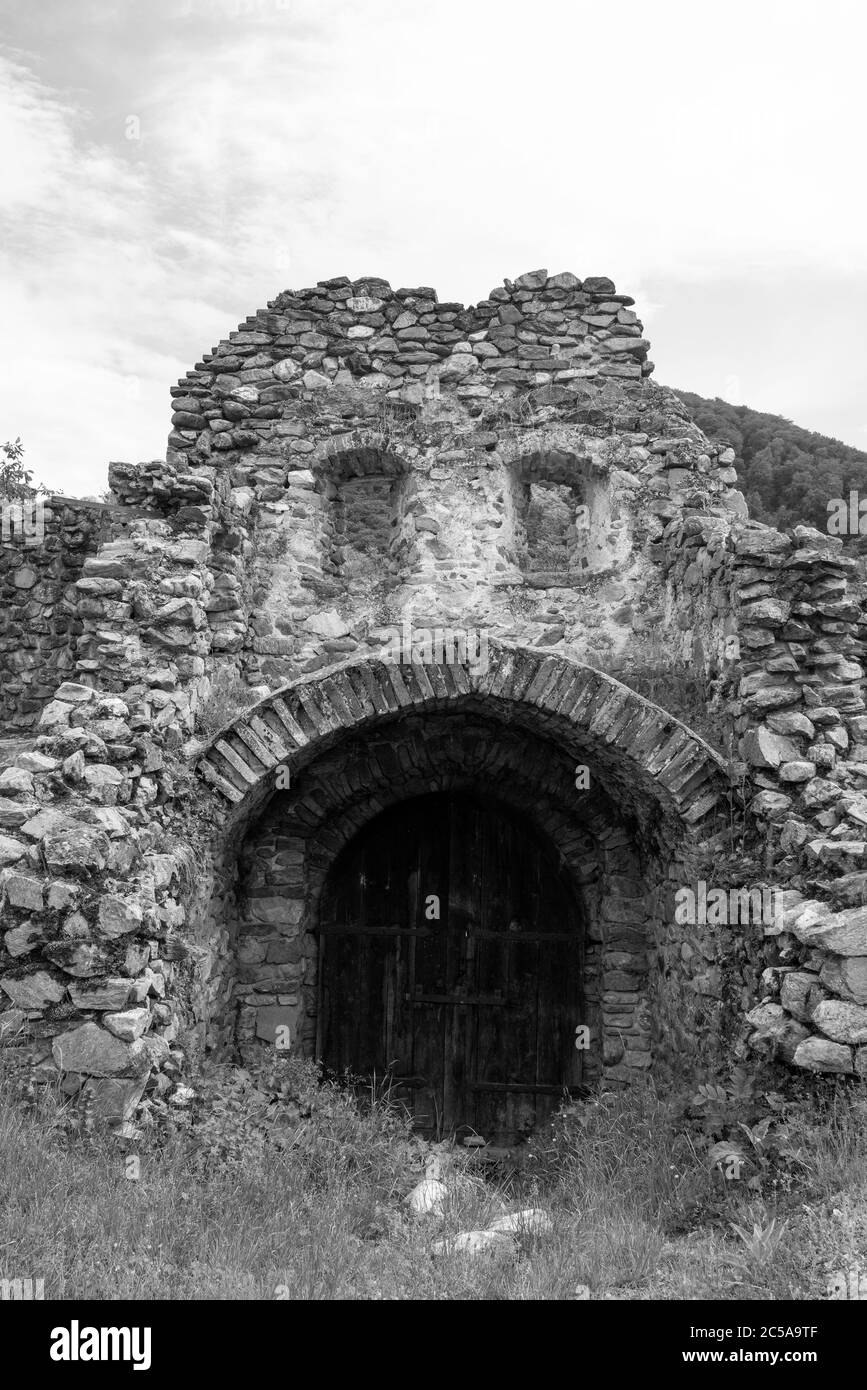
[1,1059,866,1300]
[196,665,258,739]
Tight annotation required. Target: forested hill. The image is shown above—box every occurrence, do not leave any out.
[672,389,867,537]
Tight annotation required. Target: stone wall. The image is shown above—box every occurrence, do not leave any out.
[0,461,224,1121]
[160,268,742,686]
[2,266,866,1131]
[0,497,110,729]
[660,512,867,1076]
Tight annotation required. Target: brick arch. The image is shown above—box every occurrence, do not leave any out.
[197,644,729,838]
[498,435,602,483]
[312,428,414,480]
[230,709,657,1082]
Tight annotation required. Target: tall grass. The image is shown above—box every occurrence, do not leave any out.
[1,1064,865,1300]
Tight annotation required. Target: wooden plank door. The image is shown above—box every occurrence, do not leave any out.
[462,795,585,1145]
[318,792,585,1144]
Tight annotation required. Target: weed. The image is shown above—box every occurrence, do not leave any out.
[197,664,258,738]
[611,629,731,755]
[1,1059,864,1300]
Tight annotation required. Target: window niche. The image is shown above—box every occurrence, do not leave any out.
[523,480,580,572]
[322,444,410,587]
[511,449,614,581]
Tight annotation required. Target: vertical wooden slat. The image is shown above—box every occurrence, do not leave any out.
[411,794,448,1135]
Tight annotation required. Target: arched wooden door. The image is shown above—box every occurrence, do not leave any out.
[317,792,585,1146]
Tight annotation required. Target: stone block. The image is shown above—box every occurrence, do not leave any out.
[104,1007,150,1041]
[4,922,45,957]
[69,979,133,1011]
[819,956,867,1004]
[811,1000,867,1045]
[1,871,43,911]
[52,1022,132,1076]
[98,895,143,938]
[792,1036,853,1074]
[0,834,26,867]
[778,760,815,783]
[739,726,799,768]
[790,903,867,956]
[780,971,826,1021]
[43,828,110,874]
[0,971,66,1009]
[254,1003,299,1047]
[42,943,108,977]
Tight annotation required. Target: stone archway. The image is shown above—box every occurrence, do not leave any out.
[193,645,729,1121]
[198,644,725,824]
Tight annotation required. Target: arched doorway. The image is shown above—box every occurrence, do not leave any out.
[317,791,585,1146]
[198,647,727,1094]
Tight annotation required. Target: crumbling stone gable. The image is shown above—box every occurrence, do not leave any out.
[2,266,866,1131]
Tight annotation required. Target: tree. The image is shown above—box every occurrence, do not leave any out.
[0,438,44,502]
[673,391,867,542]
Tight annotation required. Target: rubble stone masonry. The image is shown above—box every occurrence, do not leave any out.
[2,268,866,1127]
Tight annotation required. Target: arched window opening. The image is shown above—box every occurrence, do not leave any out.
[320,441,411,587]
[511,449,615,580]
[332,472,403,581]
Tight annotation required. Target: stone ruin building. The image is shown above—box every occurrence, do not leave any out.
[2,267,867,1146]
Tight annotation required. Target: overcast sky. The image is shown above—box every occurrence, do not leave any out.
[2,0,866,497]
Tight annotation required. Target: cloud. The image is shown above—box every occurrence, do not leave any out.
[1,0,867,496]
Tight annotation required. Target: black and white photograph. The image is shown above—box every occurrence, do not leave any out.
[1,0,866,1349]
